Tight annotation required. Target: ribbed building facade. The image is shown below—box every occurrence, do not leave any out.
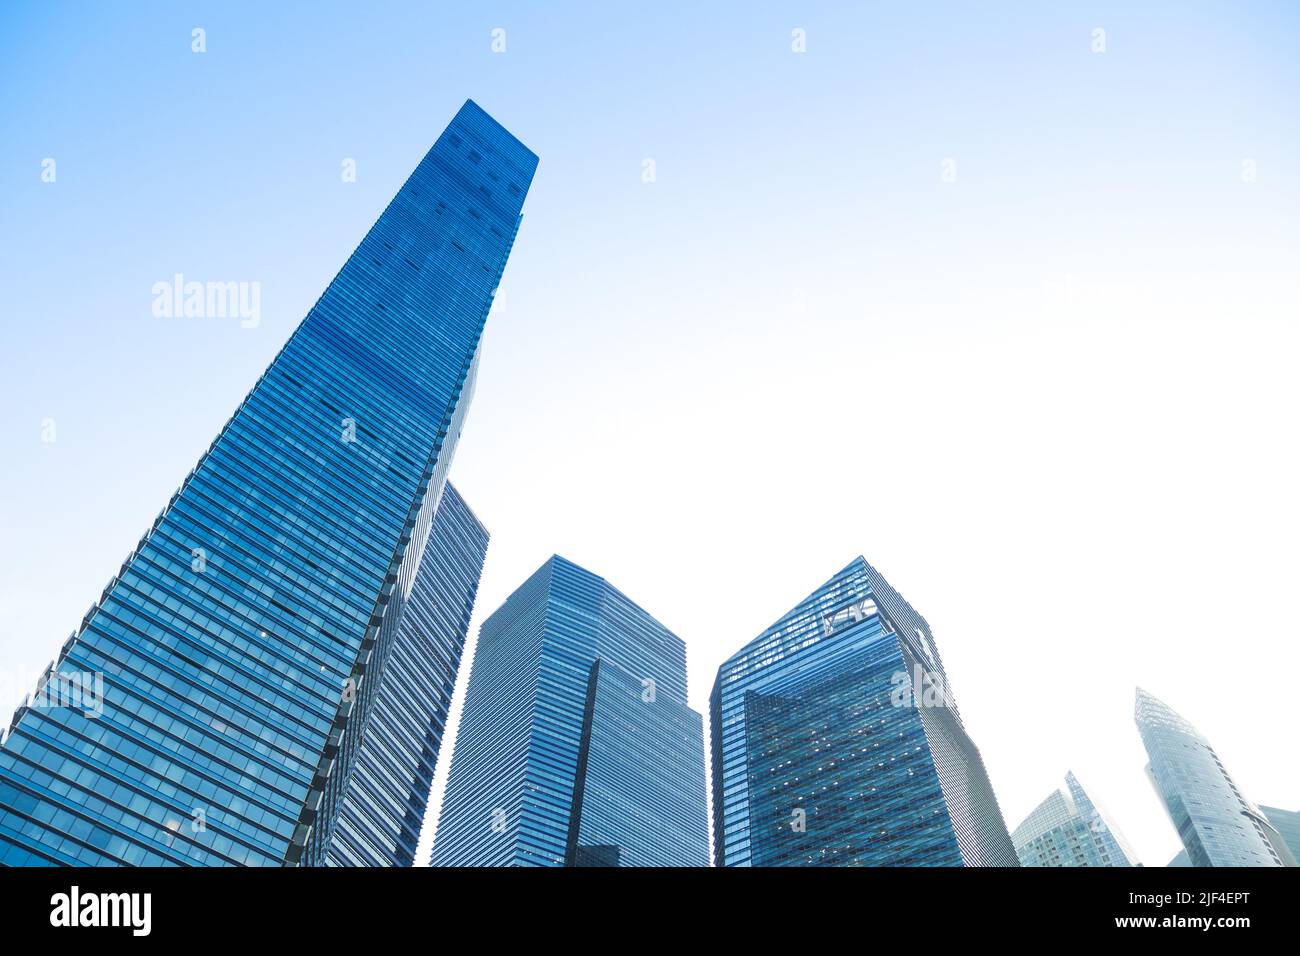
[324,484,488,866]
[431,555,708,867]
[1136,688,1286,867]
[1012,772,1141,867]
[0,101,535,867]
[710,557,1017,867]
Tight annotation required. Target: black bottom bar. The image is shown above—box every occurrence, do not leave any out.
[0,865,1292,943]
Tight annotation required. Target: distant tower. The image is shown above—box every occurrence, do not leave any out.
[1013,772,1141,866]
[1259,807,1300,866]
[1135,688,1285,867]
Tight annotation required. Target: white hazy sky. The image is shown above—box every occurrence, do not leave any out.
[1,2,1297,868]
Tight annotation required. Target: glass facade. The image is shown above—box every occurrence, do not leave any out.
[710,557,1018,867]
[1260,807,1300,867]
[324,483,488,866]
[431,555,708,867]
[0,101,536,866]
[568,658,708,866]
[1135,688,1285,867]
[1012,772,1141,867]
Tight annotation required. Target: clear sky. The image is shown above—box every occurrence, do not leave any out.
[1,1,1297,868]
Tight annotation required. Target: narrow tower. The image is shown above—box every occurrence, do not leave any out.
[324,483,489,866]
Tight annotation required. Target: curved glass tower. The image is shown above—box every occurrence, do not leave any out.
[0,101,536,867]
[1012,771,1141,867]
[1135,688,1285,867]
[710,557,1017,867]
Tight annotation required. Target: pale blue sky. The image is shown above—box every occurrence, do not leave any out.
[2,1,1298,867]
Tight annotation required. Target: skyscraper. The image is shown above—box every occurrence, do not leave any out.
[710,557,1017,867]
[0,101,536,867]
[431,555,709,867]
[1260,807,1300,866]
[1135,688,1286,867]
[324,483,488,867]
[1170,808,1300,867]
[1012,771,1141,867]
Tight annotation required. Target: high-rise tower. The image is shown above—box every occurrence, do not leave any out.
[1012,772,1141,867]
[324,483,488,867]
[0,101,536,866]
[711,557,1017,867]
[431,555,709,867]
[1135,688,1286,867]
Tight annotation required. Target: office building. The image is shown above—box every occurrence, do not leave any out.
[432,555,708,867]
[1013,771,1141,866]
[0,101,535,866]
[710,557,1018,867]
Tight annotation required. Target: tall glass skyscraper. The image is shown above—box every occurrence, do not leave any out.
[431,555,709,867]
[0,101,536,867]
[1012,771,1141,867]
[324,483,488,867]
[710,557,1018,867]
[1135,688,1286,867]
